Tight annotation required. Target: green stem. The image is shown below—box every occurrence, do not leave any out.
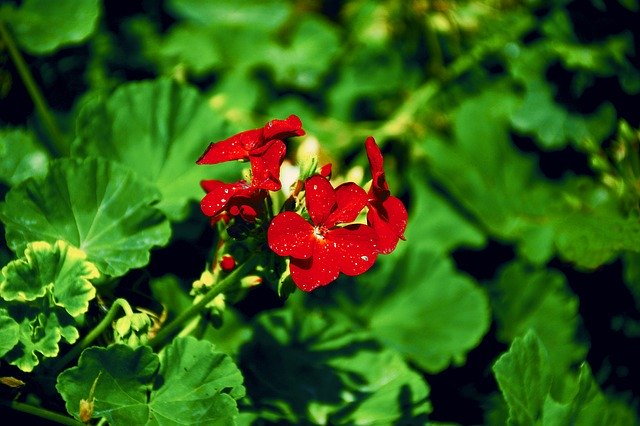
[0,399,82,426]
[0,19,67,155]
[52,298,132,373]
[149,254,258,350]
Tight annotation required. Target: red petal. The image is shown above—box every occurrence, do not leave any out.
[200,181,246,216]
[319,163,332,178]
[249,140,286,191]
[262,114,305,140]
[304,175,336,226]
[268,212,314,259]
[196,134,253,164]
[365,136,383,175]
[289,240,340,291]
[367,196,408,254]
[328,224,378,276]
[365,136,390,199]
[324,182,367,228]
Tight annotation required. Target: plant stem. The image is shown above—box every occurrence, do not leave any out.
[0,19,67,155]
[0,399,82,426]
[149,254,258,350]
[52,298,133,373]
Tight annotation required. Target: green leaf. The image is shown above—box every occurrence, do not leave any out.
[490,262,587,378]
[57,337,245,425]
[265,16,341,90]
[553,208,640,269]
[167,0,290,30]
[493,332,639,426]
[0,128,49,186]
[510,80,616,150]
[165,0,292,73]
[426,89,640,268]
[72,78,240,220]
[0,241,93,371]
[492,330,552,426]
[57,344,159,424]
[406,180,485,253]
[3,311,79,372]
[151,336,245,425]
[1,241,99,317]
[357,247,491,373]
[0,157,171,277]
[328,46,413,120]
[0,309,19,357]
[240,309,430,424]
[2,0,101,55]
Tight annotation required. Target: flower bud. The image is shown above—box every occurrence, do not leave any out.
[220,254,236,271]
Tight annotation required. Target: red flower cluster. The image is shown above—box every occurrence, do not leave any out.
[197,115,304,222]
[197,115,407,292]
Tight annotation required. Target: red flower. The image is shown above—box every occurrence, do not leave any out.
[268,175,378,291]
[365,137,408,254]
[200,179,267,223]
[196,115,305,191]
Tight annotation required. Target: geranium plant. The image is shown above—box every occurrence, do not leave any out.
[1,0,639,425]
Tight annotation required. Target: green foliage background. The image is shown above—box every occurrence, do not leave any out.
[0,0,639,424]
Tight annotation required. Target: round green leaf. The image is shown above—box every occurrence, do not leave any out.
[57,338,244,425]
[358,247,491,373]
[0,157,171,277]
[151,336,245,425]
[72,78,240,220]
[56,344,160,425]
[3,0,101,55]
[1,241,99,317]
[0,128,49,186]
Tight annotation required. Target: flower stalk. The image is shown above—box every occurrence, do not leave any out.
[148,254,259,350]
[52,298,133,373]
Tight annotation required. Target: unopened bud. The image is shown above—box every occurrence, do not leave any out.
[241,275,263,288]
[220,255,236,271]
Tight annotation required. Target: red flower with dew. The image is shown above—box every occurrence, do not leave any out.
[196,115,304,191]
[365,137,408,254]
[200,179,267,223]
[268,175,378,291]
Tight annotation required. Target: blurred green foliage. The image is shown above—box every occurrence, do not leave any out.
[0,0,639,424]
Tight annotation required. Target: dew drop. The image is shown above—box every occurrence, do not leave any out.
[361,255,368,261]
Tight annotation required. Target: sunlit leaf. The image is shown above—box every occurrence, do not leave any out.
[73,78,241,220]
[57,337,245,425]
[265,16,341,90]
[240,309,431,424]
[0,309,19,357]
[0,128,49,186]
[167,0,290,30]
[57,344,159,424]
[1,240,98,317]
[0,157,171,277]
[1,310,79,372]
[2,0,100,54]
